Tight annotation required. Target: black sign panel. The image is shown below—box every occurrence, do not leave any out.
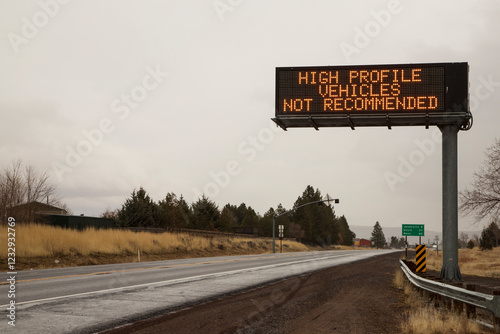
[274,63,469,129]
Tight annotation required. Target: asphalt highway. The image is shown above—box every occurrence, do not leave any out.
[0,249,398,333]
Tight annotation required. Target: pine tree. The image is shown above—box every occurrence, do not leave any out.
[292,185,339,245]
[370,221,386,249]
[235,203,248,225]
[157,192,187,228]
[390,236,399,249]
[191,195,220,230]
[479,221,500,250]
[258,208,276,237]
[176,195,192,228]
[338,215,356,246]
[480,227,495,250]
[218,206,238,232]
[241,206,259,227]
[118,187,159,227]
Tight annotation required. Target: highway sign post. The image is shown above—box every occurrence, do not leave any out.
[402,224,425,259]
[273,62,470,281]
[279,225,284,253]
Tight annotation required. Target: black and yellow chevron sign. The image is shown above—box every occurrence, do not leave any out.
[416,245,426,273]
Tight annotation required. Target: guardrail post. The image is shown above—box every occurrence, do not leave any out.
[432,293,440,308]
[444,296,452,311]
[451,283,464,314]
[494,290,500,333]
[465,284,476,319]
[452,298,463,315]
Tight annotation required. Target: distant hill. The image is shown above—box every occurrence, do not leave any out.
[350,225,481,245]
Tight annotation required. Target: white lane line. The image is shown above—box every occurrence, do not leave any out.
[0,252,358,308]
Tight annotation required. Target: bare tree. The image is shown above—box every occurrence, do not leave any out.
[460,138,500,222]
[28,165,57,200]
[288,222,305,242]
[459,232,469,248]
[6,160,25,205]
[0,160,25,219]
[0,160,64,221]
[100,207,119,220]
[23,164,59,221]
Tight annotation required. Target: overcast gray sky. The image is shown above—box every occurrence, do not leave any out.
[1,0,499,234]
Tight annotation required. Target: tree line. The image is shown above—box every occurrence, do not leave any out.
[478,220,500,250]
[104,185,356,246]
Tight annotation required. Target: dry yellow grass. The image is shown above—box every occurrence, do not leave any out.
[0,223,310,266]
[426,247,500,278]
[393,270,483,334]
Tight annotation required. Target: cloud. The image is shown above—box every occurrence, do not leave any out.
[0,1,499,233]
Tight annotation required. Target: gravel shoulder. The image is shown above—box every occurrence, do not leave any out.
[102,251,408,334]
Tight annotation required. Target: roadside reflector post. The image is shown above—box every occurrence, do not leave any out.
[405,236,408,260]
[416,245,426,273]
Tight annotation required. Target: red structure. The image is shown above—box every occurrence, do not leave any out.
[354,238,372,247]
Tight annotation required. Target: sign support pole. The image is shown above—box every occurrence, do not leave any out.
[440,124,462,281]
[405,236,408,260]
[272,216,276,254]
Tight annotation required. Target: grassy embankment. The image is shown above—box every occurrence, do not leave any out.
[0,223,315,270]
[394,247,500,333]
[426,247,500,278]
[393,269,484,334]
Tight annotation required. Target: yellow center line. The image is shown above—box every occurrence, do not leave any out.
[1,253,296,285]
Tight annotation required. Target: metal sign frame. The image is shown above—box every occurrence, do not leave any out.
[273,62,470,130]
[272,62,470,281]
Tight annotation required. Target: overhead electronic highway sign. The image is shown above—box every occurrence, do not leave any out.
[273,62,470,130]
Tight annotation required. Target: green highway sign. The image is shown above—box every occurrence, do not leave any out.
[402,224,425,237]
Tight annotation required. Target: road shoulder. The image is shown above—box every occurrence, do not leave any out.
[101,251,407,334]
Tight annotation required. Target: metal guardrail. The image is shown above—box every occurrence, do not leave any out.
[399,259,500,331]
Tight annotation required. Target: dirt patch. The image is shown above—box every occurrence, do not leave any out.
[101,251,407,334]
